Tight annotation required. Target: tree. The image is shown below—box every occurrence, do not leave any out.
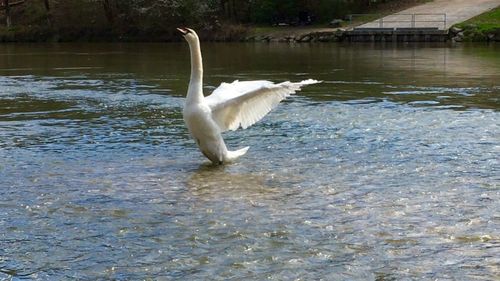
[4,0,11,27]
[43,0,51,25]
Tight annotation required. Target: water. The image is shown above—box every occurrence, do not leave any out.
[0,42,499,280]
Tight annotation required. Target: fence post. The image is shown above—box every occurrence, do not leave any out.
[411,14,415,28]
[379,18,383,28]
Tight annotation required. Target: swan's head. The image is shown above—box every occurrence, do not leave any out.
[177,27,199,44]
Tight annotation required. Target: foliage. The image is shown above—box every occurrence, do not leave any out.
[0,0,414,41]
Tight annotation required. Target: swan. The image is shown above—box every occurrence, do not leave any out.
[177,27,320,164]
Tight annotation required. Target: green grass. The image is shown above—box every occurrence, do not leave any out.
[456,6,500,32]
[248,24,334,37]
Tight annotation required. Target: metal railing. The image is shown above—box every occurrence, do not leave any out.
[348,13,447,30]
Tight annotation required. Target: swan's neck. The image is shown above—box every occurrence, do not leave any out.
[187,39,204,104]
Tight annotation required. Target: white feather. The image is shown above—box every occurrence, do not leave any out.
[206,79,319,132]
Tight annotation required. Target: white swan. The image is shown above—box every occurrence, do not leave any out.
[177,27,320,164]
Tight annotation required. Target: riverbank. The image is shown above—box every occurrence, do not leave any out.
[0,0,437,43]
[0,1,498,43]
[0,24,249,43]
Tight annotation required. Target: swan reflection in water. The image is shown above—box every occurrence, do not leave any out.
[186,164,283,201]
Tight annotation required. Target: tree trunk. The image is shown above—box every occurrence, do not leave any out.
[4,0,11,28]
[43,0,50,25]
[102,0,114,25]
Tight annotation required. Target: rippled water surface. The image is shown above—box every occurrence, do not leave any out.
[1,43,499,280]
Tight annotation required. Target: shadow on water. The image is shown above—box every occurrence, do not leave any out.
[186,162,281,199]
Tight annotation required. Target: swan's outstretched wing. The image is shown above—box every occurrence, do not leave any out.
[205,79,319,132]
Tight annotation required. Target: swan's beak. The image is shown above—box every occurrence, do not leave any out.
[177,27,188,36]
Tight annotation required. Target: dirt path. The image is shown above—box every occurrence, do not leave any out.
[359,0,500,29]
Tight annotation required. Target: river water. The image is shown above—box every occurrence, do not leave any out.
[0,42,498,280]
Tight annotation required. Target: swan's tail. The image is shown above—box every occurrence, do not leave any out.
[226,146,249,162]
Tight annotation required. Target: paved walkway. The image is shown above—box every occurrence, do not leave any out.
[359,0,500,29]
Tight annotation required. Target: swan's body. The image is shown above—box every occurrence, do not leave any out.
[178,27,320,164]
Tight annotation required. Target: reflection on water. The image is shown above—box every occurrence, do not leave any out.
[0,43,499,280]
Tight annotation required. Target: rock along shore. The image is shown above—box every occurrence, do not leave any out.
[244,29,347,43]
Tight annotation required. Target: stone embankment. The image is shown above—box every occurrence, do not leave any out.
[245,29,346,43]
[449,26,500,42]
[244,26,500,43]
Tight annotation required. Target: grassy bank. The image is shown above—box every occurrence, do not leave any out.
[452,6,500,42]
